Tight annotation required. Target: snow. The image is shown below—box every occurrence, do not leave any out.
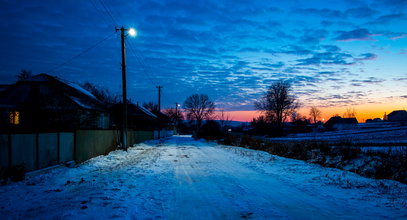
[63,80,98,100]
[68,95,94,110]
[270,126,407,144]
[138,105,158,118]
[0,135,406,219]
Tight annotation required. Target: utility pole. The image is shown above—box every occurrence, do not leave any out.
[175,102,179,134]
[116,26,134,150]
[157,86,163,112]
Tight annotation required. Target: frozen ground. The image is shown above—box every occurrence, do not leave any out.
[0,135,406,219]
[270,126,407,143]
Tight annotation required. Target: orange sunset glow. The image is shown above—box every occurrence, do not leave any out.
[223,102,406,123]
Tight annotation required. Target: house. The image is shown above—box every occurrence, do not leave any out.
[366,118,383,123]
[0,74,109,132]
[150,110,173,130]
[0,85,11,93]
[324,116,358,131]
[111,103,158,131]
[387,110,407,122]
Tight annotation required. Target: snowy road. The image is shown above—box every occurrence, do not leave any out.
[1,136,406,219]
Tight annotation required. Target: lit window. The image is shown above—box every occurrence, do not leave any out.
[9,111,19,125]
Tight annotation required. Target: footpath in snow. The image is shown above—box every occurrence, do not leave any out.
[0,135,406,219]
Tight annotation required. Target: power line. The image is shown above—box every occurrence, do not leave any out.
[46,31,116,74]
[88,0,113,27]
[90,0,159,88]
[97,0,118,26]
[126,39,158,87]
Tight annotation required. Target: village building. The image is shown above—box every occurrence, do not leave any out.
[111,103,159,131]
[0,74,109,132]
[324,116,358,131]
[387,110,407,122]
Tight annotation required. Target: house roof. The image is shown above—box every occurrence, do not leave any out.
[0,85,11,93]
[388,110,407,116]
[0,73,107,111]
[387,110,407,121]
[325,116,358,127]
[112,103,158,119]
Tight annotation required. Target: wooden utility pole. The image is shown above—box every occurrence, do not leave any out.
[175,102,179,134]
[116,26,129,150]
[157,86,163,112]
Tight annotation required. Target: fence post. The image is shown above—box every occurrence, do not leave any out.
[35,133,39,170]
[73,130,77,162]
[8,133,12,168]
[57,132,60,163]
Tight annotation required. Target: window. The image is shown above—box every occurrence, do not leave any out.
[9,111,20,125]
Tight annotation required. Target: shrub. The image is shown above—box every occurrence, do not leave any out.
[0,164,26,184]
[196,120,224,140]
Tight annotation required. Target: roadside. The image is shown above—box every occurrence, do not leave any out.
[0,135,406,219]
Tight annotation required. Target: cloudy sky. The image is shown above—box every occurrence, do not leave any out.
[0,0,406,121]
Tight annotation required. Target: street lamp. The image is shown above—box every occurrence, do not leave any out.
[128,28,137,37]
[116,26,136,150]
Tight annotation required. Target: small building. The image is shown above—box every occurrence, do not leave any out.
[111,103,158,131]
[324,116,358,131]
[387,110,407,122]
[0,74,109,132]
[366,118,383,123]
[150,110,173,130]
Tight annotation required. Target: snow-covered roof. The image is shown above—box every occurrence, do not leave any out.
[68,96,94,110]
[24,73,98,101]
[62,80,98,100]
[138,105,158,118]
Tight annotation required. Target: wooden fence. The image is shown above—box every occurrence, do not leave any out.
[0,129,170,172]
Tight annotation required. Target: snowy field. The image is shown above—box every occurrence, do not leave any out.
[270,126,407,143]
[0,135,406,219]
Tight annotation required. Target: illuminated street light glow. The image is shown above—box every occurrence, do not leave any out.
[128,28,137,37]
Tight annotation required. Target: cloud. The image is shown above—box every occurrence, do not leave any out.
[351,77,385,84]
[344,7,377,18]
[296,52,354,66]
[299,29,328,45]
[322,45,341,52]
[279,45,312,55]
[390,33,407,40]
[365,13,407,27]
[351,83,363,87]
[294,8,342,18]
[372,0,407,11]
[263,62,285,68]
[356,53,378,61]
[334,28,376,41]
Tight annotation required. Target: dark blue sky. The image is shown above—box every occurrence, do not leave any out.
[0,0,406,120]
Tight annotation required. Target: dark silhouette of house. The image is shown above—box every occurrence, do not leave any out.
[0,74,109,132]
[111,103,158,131]
[387,110,407,122]
[324,116,358,131]
[366,118,383,123]
[151,110,173,130]
[0,85,11,93]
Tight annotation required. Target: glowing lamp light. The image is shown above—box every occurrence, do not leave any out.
[128,28,137,37]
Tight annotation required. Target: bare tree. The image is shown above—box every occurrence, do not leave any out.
[343,107,357,118]
[309,106,321,124]
[290,111,300,122]
[163,107,184,122]
[183,94,215,130]
[81,82,120,105]
[143,101,159,112]
[16,69,32,81]
[255,81,299,130]
[217,110,233,131]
